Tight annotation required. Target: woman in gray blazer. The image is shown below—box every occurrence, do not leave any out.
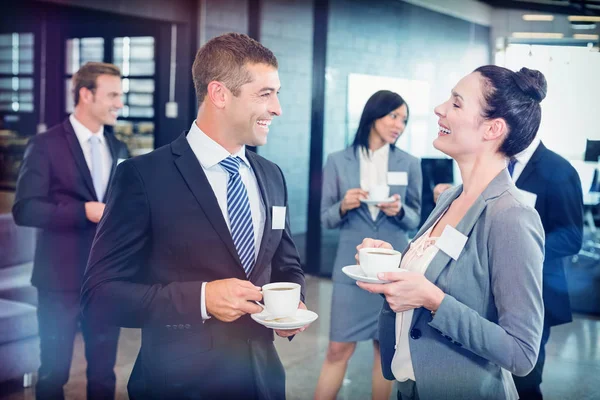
[356,66,547,400]
[315,90,422,400]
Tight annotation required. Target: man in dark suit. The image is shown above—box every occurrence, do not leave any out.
[81,33,307,399]
[12,62,129,399]
[508,138,584,399]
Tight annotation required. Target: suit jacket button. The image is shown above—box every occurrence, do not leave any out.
[185,324,191,329]
[410,328,421,340]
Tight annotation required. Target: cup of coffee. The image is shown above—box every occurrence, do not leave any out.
[261,282,301,318]
[369,185,390,201]
[358,247,402,278]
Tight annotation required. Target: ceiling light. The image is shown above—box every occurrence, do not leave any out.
[512,32,564,39]
[573,34,599,40]
[522,15,554,21]
[568,16,600,22]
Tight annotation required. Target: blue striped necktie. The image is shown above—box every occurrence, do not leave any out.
[219,156,255,277]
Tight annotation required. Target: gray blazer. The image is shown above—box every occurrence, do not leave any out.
[321,146,422,284]
[379,170,545,400]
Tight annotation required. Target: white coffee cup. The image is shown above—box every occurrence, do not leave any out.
[369,185,390,201]
[261,282,301,318]
[358,247,402,278]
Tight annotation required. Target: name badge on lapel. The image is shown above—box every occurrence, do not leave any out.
[517,189,537,208]
[388,171,408,186]
[117,158,127,166]
[272,206,286,230]
[435,225,468,261]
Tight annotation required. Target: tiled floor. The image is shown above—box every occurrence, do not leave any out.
[2,275,600,400]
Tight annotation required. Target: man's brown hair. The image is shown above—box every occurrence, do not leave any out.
[72,62,121,105]
[192,33,278,104]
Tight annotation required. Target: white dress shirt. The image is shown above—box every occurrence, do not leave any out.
[391,216,443,382]
[69,114,112,199]
[359,145,389,220]
[186,121,266,320]
[510,137,541,182]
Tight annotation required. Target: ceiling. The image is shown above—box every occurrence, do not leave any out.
[478,0,600,16]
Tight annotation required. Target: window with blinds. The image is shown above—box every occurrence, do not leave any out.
[0,33,34,113]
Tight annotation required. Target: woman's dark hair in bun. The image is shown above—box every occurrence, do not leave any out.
[474,65,547,157]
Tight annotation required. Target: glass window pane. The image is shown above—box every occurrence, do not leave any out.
[0,49,12,60]
[0,78,12,89]
[17,102,34,112]
[65,37,104,75]
[123,106,154,118]
[0,77,33,90]
[127,93,153,107]
[113,36,155,77]
[80,45,104,60]
[125,79,154,93]
[18,62,33,74]
[19,33,34,46]
[65,79,74,113]
[129,45,154,60]
[114,61,154,76]
[19,48,34,61]
[0,33,34,75]
[19,91,33,102]
[19,78,33,90]
[0,35,11,46]
[0,62,11,73]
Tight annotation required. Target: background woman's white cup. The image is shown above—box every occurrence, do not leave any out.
[369,185,390,201]
[358,247,402,278]
[261,282,301,318]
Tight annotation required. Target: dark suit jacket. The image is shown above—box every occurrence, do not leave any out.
[81,132,305,399]
[12,119,129,291]
[516,142,584,326]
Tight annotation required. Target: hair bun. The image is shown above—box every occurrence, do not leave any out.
[513,67,547,102]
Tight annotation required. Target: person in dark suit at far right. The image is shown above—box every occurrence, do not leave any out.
[508,137,584,400]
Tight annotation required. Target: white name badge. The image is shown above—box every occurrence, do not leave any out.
[435,225,468,261]
[388,171,408,186]
[517,189,537,209]
[272,206,286,230]
[117,158,127,166]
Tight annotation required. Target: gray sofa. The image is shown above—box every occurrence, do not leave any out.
[0,212,39,387]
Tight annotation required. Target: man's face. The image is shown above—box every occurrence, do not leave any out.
[225,63,282,147]
[87,74,124,127]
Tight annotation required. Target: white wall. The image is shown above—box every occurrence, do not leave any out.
[500,44,600,160]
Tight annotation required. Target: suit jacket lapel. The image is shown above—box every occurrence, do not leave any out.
[424,194,487,285]
[171,133,243,269]
[344,147,373,223]
[246,151,272,281]
[62,119,97,200]
[411,170,512,329]
[374,148,404,225]
[516,142,545,187]
[104,130,119,201]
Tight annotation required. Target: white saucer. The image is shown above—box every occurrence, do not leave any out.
[251,308,318,330]
[360,197,396,205]
[342,264,407,284]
